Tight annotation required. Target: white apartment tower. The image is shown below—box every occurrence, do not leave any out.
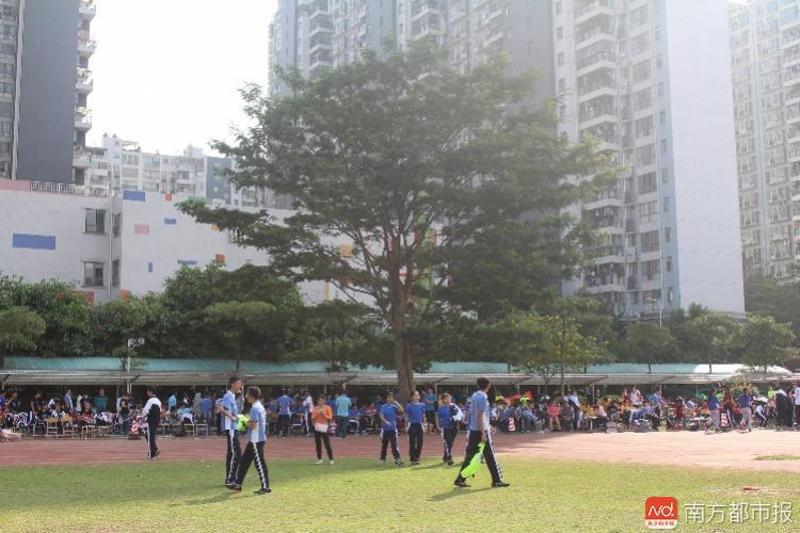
[556,0,745,318]
[729,0,800,280]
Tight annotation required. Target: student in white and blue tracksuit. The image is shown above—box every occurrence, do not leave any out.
[454,377,509,489]
[219,375,243,488]
[141,386,162,460]
[233,386,271,495]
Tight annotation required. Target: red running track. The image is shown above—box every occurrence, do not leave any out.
[0,432,527,467]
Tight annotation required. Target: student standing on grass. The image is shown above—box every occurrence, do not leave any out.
[406,391,426,465]
[379,392,404,466]
[141,386,162,460]
[437,393,462,465]
[311,395,334,465]
[218,375,243,488]
[454,377,509,489]
[277,389,293,438]
[232,386,271,495]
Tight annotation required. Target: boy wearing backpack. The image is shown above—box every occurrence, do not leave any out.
[436,393,462,466]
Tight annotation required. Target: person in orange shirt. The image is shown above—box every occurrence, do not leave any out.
[311,396,334,465]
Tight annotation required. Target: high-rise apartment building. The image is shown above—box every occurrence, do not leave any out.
[0,0,95,184]
[729,0,800,280]
[556,0,744,318]
[269,1,553,104]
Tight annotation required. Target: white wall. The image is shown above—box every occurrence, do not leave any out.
[664,0,745,315]
[0,186,112,302]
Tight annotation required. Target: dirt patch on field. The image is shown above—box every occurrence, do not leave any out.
[3,429,800,472]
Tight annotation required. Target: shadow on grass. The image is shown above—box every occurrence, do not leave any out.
[179,492,236,507]
[428,486,492,501]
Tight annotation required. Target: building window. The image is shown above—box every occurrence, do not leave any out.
[661,167,669,183]
[663,197,671,212]
[555,1,561,15]
[666,256,673,272]
[667,287,675,304]
[664,226,672,243]
[558,78,565,92]
[557,52,564,66]
[112,259,120,288]
[557,26,564,39]
[112,213,121,237]
[83,261,104,287]
[85,209,106,234]
[659,110,665,125]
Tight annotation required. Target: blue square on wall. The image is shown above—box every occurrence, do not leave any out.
[164,217,177,225]
[123,190,146,202]
[12,234,56,250]
[147,262,154,273]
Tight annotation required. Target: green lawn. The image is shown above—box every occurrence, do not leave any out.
[3,458,800,532]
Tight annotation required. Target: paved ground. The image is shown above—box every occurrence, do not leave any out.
[4,429,800,471]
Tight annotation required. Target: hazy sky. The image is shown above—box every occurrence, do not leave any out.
[89,0,279,154]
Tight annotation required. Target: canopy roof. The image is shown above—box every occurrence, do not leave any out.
[0,357,794,388]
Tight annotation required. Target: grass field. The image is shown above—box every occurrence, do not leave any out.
[3,457,800,532]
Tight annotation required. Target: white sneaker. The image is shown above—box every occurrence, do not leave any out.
[316,460,324,465]
[329,460,334,465]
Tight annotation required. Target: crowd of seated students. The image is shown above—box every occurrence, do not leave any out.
[3,382,799,440]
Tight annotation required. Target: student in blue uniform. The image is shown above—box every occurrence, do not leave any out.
[406,390,426,465]
[454,377,509,489]
[219,375,243,488]
[436,392,462,466]
[379,392,404,466]
[233,386,270,495]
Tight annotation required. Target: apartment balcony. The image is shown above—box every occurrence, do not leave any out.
[411,1,441,22]
[76,68,93,94]
[75,107,92,130]
[79,0,96,21]
[484,4,505,26]
[576,54,616,76]
[78,35,96,57]
[73,147,91,168]
[575,0,615,24]
[309,20,333,38]
[482,28,505,49]
[575,25,615,49]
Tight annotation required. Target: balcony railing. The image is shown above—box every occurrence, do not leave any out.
[29,180,110,197]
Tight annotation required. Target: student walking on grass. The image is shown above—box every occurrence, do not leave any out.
[406,390,426,465]
[311,395,334,465]
[454,377,509,489]
[141,386,162,460]
[218,375,243,488]
[232,386,271,495]
[379,391,404,466]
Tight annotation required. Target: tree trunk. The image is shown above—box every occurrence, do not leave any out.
[395,335,415,403]
[559,357,565,396]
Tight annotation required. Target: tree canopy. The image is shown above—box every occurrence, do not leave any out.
[181,44,612,397]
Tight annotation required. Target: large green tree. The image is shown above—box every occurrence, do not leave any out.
[732,314,795,373]
[744,275,800,338]
[0,306,46,355]
[0,275,91,356]
[182,44,610,397]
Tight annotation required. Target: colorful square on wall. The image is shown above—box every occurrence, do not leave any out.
[122,190,146,202]
[147,262,154,273]
[214,254,226,264]
[134,224,150,235]
[165,193,173,201]
[12,233,56,250]
[177,259,197,267]
[164,218,177,225]
[73,290,95,304]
